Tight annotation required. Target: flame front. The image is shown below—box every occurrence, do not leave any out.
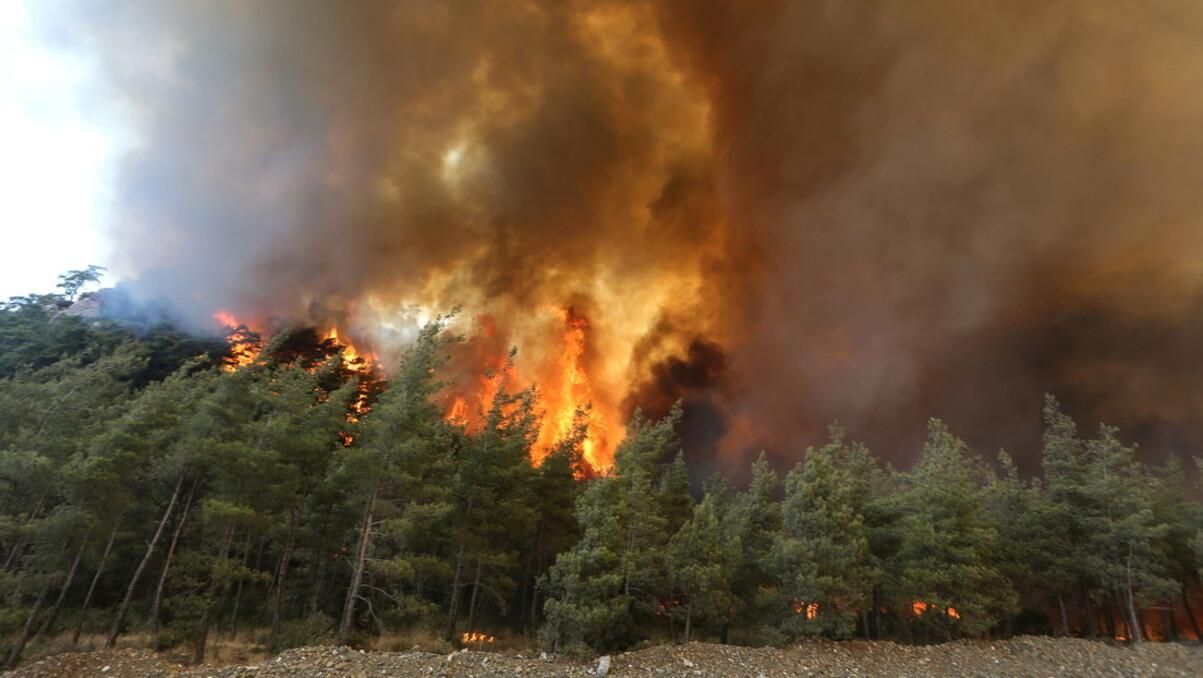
[216,304,627,472]
[214,311,262,371]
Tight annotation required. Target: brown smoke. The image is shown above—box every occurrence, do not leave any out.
[41,0,1203,473]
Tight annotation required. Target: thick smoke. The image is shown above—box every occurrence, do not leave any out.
[42,0,1203,473]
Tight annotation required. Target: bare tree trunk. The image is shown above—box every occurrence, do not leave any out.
[1124,545,1143,642]
[307,550,327,616]
[150,482,195,645]
[73,520,120,645]
[684,605,692,643]
[270,512,297,650]
[6,576,52,668]
[33,535,88,643]
[107,475,184,649]
[339,482,377,642]
[227,531,253,638]
[445,538,467,640]
[1057,592,1070,637]
[466,559,483,633]
[192,525,236,664]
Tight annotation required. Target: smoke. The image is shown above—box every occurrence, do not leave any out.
[39,0,1203,473]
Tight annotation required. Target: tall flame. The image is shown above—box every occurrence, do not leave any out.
[533,307,619,470]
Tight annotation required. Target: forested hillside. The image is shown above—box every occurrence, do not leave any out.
[1,280,1201,669]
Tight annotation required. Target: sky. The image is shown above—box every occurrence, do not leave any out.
[0,0,119,300]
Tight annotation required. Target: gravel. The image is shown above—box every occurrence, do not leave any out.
[8,637,1203,677]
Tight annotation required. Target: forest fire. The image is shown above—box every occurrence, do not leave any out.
[533,307,619,469]
[214,312,262,372]
[441,306,623,471]
[214,306,623,469]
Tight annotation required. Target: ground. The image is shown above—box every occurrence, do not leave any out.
[7,637,1203,677]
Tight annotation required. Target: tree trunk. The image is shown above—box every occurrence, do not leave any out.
[5,576,51,668]
[527,553,542,635]
[3,494,47,572]
[1080,582,1096,637]
[518,529,538,632]
[270,512,297,650]
[150,481,195,645]
[1183,581,1202,640]
[1057,592,1070,637]
[444,538,468,640]
[339,482,377,642]
[107,475,184,649]
[684,605,693,643]
[307,547,327,616]
[227,531,253,638]
[466,558,483,633]
[192,525,236,664]
[871,585,882,640]
[669,600,676,643]
[73,520,120,645]
[1124,545,1143,642]
[33,535,88,643]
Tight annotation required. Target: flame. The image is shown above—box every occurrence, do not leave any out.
[217,306,628,469]
[213,315,378,445]
[441,307,624,471]
[213,311,262,371]
[460,631,495,644]
[791,600,819,619]
[532,307,621,469]
[325,327,376,375]
[322,327,379,444]
[911,601,960,620]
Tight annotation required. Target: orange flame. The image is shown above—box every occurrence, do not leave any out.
[460,631,495,644]
[213,311,261,371]
[442,308,623,471]
[533,307,620,470]
[791,600,819,619]
[911,601,960,620]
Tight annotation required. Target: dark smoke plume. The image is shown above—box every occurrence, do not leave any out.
[40,0,1203,473]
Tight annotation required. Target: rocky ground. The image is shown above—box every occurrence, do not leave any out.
[7,637,1203,677]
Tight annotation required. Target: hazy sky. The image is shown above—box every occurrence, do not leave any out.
[0,0,119,299]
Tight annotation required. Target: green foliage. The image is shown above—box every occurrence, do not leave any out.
[0,275,1199,660]
[888,420,1016,638]
[771,425,876,639]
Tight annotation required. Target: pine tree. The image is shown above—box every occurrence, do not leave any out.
[770,425,876,639]
[335,318,457,641]
[666,492,737,642]
[540,406,682,651]
[890,419,1015,639]
[723,452,781,643]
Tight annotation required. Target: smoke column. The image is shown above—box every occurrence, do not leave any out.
[39,0,1203,474]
